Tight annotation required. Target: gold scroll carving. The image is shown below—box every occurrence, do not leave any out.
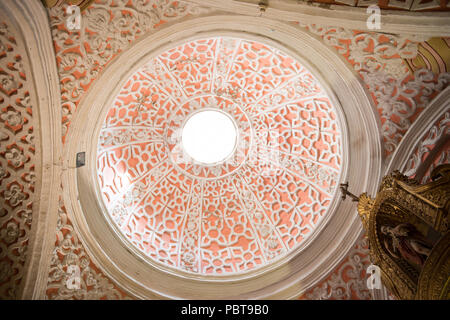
[341,164,449,299]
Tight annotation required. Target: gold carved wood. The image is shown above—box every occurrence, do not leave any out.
[354,164,450,300]
[416,232,450,300]
[394,165,450,232]
[368,198,419,299]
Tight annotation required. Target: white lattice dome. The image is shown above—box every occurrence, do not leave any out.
[96,36,342,275]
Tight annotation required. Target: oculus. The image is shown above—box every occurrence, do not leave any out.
[181,109,238,164]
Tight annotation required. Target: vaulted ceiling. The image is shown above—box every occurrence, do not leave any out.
[0,0,448,300]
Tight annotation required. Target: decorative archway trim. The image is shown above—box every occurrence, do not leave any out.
[386,87,450,175]
[0,0,63,299]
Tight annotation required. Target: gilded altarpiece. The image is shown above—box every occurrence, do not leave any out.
[350,164,449,300]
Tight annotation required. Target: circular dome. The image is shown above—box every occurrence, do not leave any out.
[96,37,342,275]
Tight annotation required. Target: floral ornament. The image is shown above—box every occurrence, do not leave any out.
[0,221,20,244]
[115,130,133,145]
[61,234,74,252]
[302,235,372,300]
[79,257,89,270]
[85,272,97,287]
[5,146,26,167]
[58,51,78,71]
[362,68,450,153]
[98,131,114,146]
[22,171,35,189]
[4,183,26,207]
[1,109,23,127]
[11,60,24,73]
[49,266,65,283]
[17,93,31,108]
[62,252,79,266]
[23,133,34,145]
[294,23,449,156]
[267,238,278,249]
[49,0,214,143]
[0,74,18,92]
[85,8,110,33]
[47,198,129,300]
[185,236,195,247]
[17,209,32,225]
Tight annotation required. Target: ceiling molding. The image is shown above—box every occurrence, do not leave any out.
[188,0,450,37]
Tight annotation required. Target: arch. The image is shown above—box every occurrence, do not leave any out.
[387,87,450,178]
[0,0,62,299]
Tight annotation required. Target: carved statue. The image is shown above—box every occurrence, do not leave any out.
[381,223,432,268]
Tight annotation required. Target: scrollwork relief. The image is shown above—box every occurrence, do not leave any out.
[46,197,131,300]
[300,235,373,300]
[48,0,214,142]
[0,20,37,300]
[403,111,450,183]
[295,23,450,156]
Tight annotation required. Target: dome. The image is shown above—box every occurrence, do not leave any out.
[96,36,342,275]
